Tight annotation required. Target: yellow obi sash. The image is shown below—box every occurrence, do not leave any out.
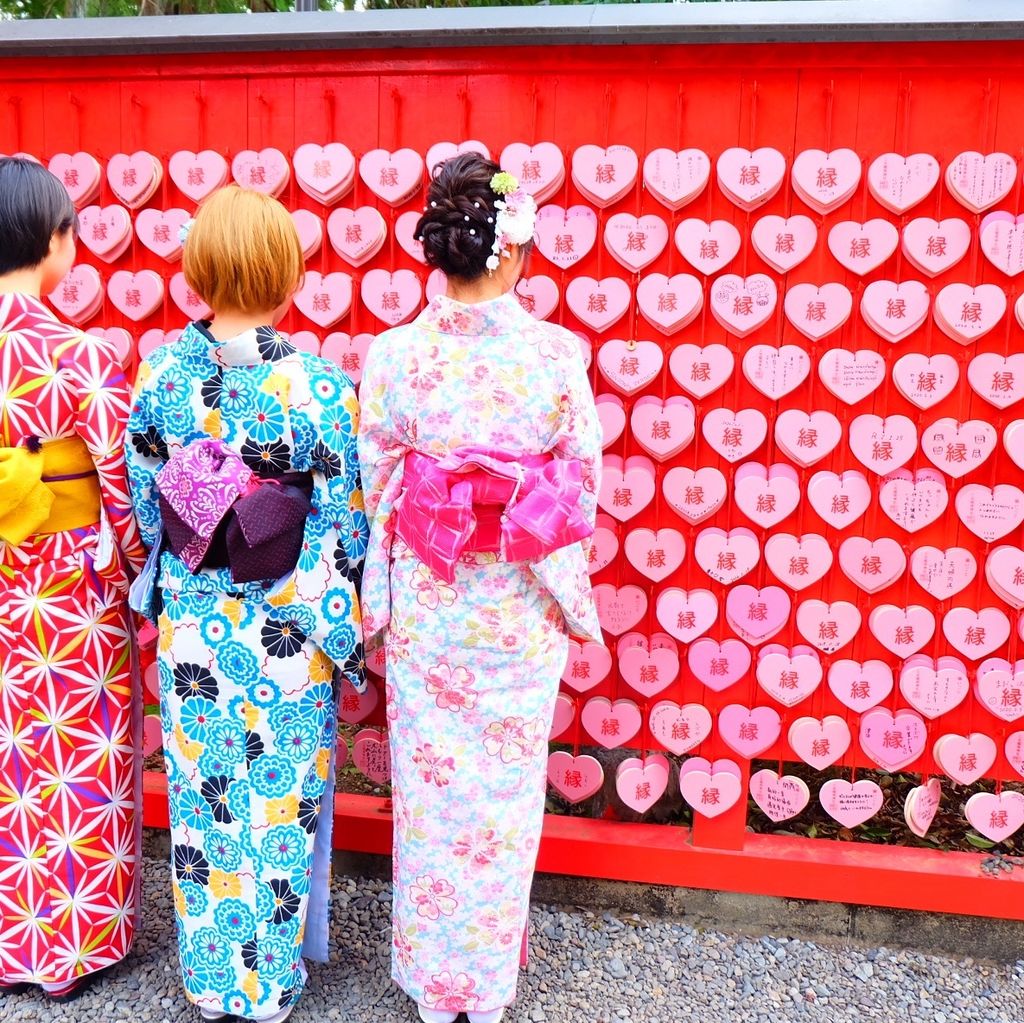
[0,436,100,545]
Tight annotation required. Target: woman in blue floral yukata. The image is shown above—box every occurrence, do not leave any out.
[359,154,602,1023]
[126,185,365,1023]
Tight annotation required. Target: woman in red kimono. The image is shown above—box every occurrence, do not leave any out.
[0,158,146,1000]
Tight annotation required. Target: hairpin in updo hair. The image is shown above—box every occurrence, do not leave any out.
[178,218,196,246]
[486,171,537,274]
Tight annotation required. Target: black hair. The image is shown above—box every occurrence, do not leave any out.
[0,157,78,276]
[416,152,519,281]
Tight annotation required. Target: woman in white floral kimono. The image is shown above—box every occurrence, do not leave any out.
[358,154,602,1023]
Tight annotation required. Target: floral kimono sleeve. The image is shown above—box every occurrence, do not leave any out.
[124,355,167,551]
[288,360,367,691]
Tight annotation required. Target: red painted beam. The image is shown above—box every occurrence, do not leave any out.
[142,773,1024,921]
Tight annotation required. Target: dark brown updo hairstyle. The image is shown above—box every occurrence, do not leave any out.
[416,152,532,281]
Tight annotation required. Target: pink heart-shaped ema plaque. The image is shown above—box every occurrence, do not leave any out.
[360,269,421,327]
[107,150,162,208]
[979,211,1024,276]
[933,732,997,785]
[827,659,894,712]
[515,275,559,321]
[649,701,713,756]
[828,219,899,275]
[867,153,940,213]
[806,470,871,530]
[860,706,929,771]
[986,546,1024,608]
[718,704,782,758]
[597,339,664,396]
[891,353,959,410]
[848,414,918,475]
[725,585,791,646]
[142,714,163,756]
[679,762,743,819]
[630,396,695,461]
[783,283,853,342]
[169,149,228,203]
[795,600,861,655]
[571,144,638,207]
[716,147,787,210]
[763,533,832,590]
[742,344,810,401]
[636,273,703,335]
[78,204,133,261]
[674,218,742,275]
[618,634,680,697]
[920,418,996,479]
[668,343,734,399]
[878,469,949,533]
[561,639,613,694]
[643,148,711,210]
[293,142,355,204]
[358,148,424,206]
[320,332,375,385]
[869,604,936,656]
[905,778,942,838]
[655,588,718,643]
[709,274,778,338]
[138,328,183,358]
[136,208,191,262]
[734,463,800,529]
[534,204,598,270]
[964,791,1024,843]
[604,213,669,273]
[547,751,604,803]
[48,151,102,207]
[623,527,686,583]
[580,697,642,749]
[107,270,164,322]
[327,207,388,266]
[774,410,842,468]
[898,656,969,718]
[231,148,289,197]
[291,210,324,260]
[750,214,817,273]
[500,142,566,203]
[295,270,354,328]
[352,729,391,783]
[338,677,378,723]
[1006,419,1024,472]
[597,454,656,522]
[967,353,1024,409]
[791,148,861,214]
[694,526,760,585]
[934,283,1007,344]
[169,273,211,320]
[662,466,728,524]
[860,280,930,343]
[755,647,822,707]
[788,715,851,770]
[48,265,103,324]
[592,583,647,637]
[586,515,619,576]
[942,607,1010,660]
[616,755,671,813]
[910,546,976,600]
[1006,732,1024,777]
[86,326,134,365]
[565,276,631,333]
[955,483,1024,542]
[596,394,626,449]
[819,779,883,828]
[687,637,752,692]
[945,151,1017,214]
[702,407,768,463]
[750,769,811,822]
[549,693,575,740]
[837,536,906,594]
[976,659,1024,723]
[901,217,971,277]
[286,331,320,356]
[425,140,490,176]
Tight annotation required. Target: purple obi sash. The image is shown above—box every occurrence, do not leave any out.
[394,446,592,584]
[155,438,312,584]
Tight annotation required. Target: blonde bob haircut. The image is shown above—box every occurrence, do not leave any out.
[183,185,304,315]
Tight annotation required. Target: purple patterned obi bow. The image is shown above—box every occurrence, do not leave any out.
[395,446,593,584]
[156,438,312,582]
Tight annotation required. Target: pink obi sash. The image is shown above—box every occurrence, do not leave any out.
[395,446,593,584]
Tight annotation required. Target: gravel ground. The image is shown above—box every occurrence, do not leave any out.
[2,856,1022,1023]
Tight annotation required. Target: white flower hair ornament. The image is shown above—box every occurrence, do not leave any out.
[486,171,537,273]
